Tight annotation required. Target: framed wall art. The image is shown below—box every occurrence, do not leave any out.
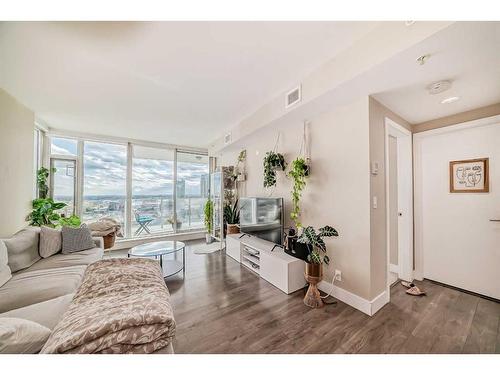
[449,158,489,193]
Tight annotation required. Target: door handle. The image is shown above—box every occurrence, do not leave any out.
[490,219,500,222]
[398,212,403,217]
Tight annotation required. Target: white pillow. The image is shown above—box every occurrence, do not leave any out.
[39,226,62,258]
[0,317,51,354]
[0,240,12,287]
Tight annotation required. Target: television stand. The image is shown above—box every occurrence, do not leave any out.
[226,234,306,294]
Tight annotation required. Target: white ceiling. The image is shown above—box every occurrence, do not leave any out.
[373,22,500,124]
[0,21,378,147]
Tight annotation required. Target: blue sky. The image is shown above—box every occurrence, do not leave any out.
[51,138,208,197]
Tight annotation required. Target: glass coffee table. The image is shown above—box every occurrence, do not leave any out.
[128,240,185,278]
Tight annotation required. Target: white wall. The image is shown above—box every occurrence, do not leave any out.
[414,117,500,299]
[0,88,35,237]
[219,97,373,300]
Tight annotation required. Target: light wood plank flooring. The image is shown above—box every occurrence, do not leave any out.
[106,241,500,353]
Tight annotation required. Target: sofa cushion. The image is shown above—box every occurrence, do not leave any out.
[0,265,86,313]
[62,224,95,254]
[21,247,104,273]
[3,227,41,273]
[0,317,51,354]
[0,240,11,287]
[39,226,62,258]
[0,294,74,330]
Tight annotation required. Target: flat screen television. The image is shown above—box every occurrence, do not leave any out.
[239,197,283,245]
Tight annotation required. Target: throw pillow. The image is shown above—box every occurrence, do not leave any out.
[0,240,12,287]
[61,224,95,254]
[0,317,51,354]
[3,227,41,273]
[39,226,62,258]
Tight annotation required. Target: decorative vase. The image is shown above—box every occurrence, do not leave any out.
[304,263,324,308]
[205,233,213,244]
[227,224,240,234]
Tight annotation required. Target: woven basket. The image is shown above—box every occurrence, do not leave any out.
[103,232,116,250]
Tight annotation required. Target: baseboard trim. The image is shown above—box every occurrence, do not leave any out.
[318,281,389,316]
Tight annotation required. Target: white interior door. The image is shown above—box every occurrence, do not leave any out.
[385,119,413,286]
[414,116,500,299]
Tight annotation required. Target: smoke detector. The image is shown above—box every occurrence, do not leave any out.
[427,80,452,95]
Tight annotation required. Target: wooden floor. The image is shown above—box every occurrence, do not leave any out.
[108,241,500,353]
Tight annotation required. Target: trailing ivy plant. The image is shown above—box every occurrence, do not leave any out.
[298,225,339,264]
[263,151,286,188]
[288,157,309,228]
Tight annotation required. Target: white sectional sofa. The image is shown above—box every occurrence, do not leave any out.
[0,226,104,331]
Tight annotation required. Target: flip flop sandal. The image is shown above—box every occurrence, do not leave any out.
[401,281,416,288]
[406,286,426,296]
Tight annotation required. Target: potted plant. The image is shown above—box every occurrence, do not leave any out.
[231,150,247,182]
[263,151,286,188]
[27,198,68,227]
[224,199,240,234]
[298,225,338,308]
[288,157,310,228]
[166,217,182,231]
[36,167,55,199]
[204,199,214,244]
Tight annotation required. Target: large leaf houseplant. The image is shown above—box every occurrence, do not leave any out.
[298,225,339,277]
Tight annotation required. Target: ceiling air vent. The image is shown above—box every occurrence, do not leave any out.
[285,85,302,109]
[224,132,232,145]
[427,80,452,95]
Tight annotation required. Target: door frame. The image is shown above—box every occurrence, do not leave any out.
[385,118,414,290]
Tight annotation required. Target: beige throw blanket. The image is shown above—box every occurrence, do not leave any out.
[41,258,176,354]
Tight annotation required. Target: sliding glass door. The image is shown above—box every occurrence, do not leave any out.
[132,146,175,237]
[176,151,209,231]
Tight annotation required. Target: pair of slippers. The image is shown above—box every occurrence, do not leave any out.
[401,281,426,296]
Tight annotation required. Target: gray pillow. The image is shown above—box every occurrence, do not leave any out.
[61,224,95,254]
[0,240,12,287]
[3,227,41,273]
[0,317,51,354]
[39,226,62,258]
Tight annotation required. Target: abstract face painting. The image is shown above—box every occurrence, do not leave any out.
[450,158,489,193]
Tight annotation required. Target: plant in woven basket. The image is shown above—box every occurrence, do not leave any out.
[298,225,339,265]
[263,151,286,188]
[288,157,309,228]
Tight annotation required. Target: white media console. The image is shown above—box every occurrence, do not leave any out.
[226,234,306,294]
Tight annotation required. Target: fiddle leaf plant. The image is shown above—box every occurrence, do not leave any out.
[298,225,339,265]
[263,151,286,188]
[288,157,309,228]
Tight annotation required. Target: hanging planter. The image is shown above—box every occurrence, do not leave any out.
[263,151,286,188]
[288,157,310,228]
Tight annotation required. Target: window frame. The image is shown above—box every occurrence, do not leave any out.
[47,131,209,241]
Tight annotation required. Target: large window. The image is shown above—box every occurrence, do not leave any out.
[82,141,127,229]
[49,135,208,240]
[132,146,174,237]
[176,152,209,231]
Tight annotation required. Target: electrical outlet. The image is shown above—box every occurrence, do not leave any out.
[334,270,342,282]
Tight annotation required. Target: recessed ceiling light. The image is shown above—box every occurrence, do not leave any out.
[405,21,416,26]
[441,96,460,104]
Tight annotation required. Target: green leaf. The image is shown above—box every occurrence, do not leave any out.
[319,225,339,237]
